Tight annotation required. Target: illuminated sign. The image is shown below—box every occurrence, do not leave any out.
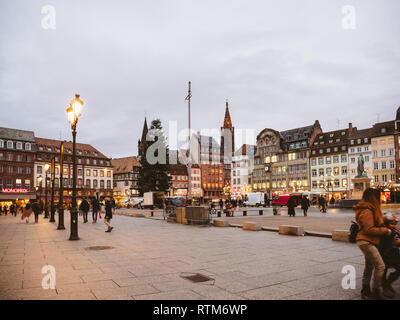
[2,188,28,193]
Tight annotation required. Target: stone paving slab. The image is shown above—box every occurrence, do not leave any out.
[0,213,399,300]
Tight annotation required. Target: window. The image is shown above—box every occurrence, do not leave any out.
[326,157,331,164]
[342,166,347,175]
[93,170,98,177]
[93,180,98,188]
[390,161,395,169]
[342,179,348,188]
[25,179,30,189]
[334,179,340,188]
[17,167,22,174]
[319,168,324,176]
[78,169,82,176]
[333,156,339,163]
[334,167,340,175]
[391,174,395,182]
[326,148,331,153]
[350,140,354,145]
[86,169,91,176]
[16,142,22,150]
[382,175,387,182]
[16,154,22,161]
[16,179,22,188]
[107,180,111,189]
[7,154,12,161]
[312,169,317,177]
[311,158,317,166]
[334,147,338,152]
[7,141,13,148]
[373,151,378,158]
[350,148,355,153]
[86,179,91,188]
[381,162,387,170]
[374,175,378,183]
[381,150,386,157]
[0,153,3,160]
[373,162,379,170]
[365,156,369,162]
[389,149,395,156]
[37,166,42,174]
[318,158,324,165]
[0,140,3,148]
[341,155,347,162]
[100,170,104,177]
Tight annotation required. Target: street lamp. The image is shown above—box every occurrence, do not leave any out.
[44,164,50,218]
[66,94,84,241]
[57,141,65,230]
[49,157,56,223]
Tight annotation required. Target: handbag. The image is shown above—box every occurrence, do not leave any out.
[99,211,102,219]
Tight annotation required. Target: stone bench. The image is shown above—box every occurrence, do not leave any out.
[332,229,350,242]
[131,213,145,218]
[242,221,262,231]
[213,219,230,227]
[278,225,305,236]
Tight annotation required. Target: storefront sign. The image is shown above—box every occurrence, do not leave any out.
[2,188,28,193]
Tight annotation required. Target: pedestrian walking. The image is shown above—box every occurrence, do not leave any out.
[301,196,310,217]
[219,199,224,211]
[79,197,90,223]
[3,205,8,216]
[10,203,16,217]
[91,198,100,223]
[287,196,296,217]
[104,199,113,232]
[21,203,32,223]
[112,198,116,213]
[31,200,41,223]
[354,188,392,300]
[0,205,2,216]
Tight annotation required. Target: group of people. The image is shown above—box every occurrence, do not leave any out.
[1,197,115,233]
[354,188,400,300]
[78,197,114,232]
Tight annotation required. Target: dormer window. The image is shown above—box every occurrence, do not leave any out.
[341,131,345,135]
[47,147,52,151]
[381,128,387,133]
[314,142,318,145]
[329,140,333,143]
[16,142,22,149]
[7,141,13,148]
[0,140,3,148]
[287,136,292,141]
[330,134,334,138]
[336,139,340,142]
[25,143,31,151]
[350,140,354,145]
[319,136,323,139]
[39,146,43,150]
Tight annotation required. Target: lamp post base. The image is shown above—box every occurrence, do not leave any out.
[44,208,49,219]
[57,209,65,230]
[69,210,79,240]
[49,206,56,222]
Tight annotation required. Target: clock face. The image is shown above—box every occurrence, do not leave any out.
[264,166,270,172]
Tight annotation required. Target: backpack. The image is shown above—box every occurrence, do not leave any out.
[349,221,360,243]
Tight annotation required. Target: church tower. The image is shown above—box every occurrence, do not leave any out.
[220,99,235,159]
[138,117,148,160]
[220,100,235,190]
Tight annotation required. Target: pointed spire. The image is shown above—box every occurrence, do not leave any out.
[141,117,148,142]
[223,99,232,128]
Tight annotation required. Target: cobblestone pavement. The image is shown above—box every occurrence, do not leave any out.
[0,213,399,300]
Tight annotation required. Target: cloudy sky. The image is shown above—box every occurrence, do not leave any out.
[1,0,399,158]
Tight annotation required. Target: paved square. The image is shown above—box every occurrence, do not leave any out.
[0,213,399,300]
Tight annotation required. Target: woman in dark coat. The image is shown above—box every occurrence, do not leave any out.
[287,197,296,217]
[301,196,310,217]
[104,199,113,232]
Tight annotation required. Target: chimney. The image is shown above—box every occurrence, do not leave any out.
[348,122,353,133]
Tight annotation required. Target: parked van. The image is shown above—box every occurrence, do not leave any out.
[244,192,265,207]
[272,195,290,207]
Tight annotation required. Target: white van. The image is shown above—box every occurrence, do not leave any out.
[244,192,265,207]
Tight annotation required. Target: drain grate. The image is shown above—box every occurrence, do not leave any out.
[85,246,114,251]
[180,272,214,284]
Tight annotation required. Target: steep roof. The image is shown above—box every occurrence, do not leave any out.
[0,127,35,142]
[111,156,141,174]
[35,137,109,159]
[222,100,233,128]
[234,144,255,156]
[371,120,395,138]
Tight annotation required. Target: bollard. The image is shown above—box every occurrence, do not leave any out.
[217,211,221,217]
[151,211,154,217]
[259,209,263,215]
[243,210,247,216]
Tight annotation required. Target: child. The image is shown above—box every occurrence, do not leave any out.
[380,213,400,298]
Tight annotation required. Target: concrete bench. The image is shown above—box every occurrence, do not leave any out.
[131,213,145,218]
[278,225,305,236]
[213,219,230,227]
[332,229,350,242]
[242,221,262,231]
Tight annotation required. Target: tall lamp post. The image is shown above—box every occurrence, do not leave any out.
[49,157,56,222]
[44,164,50,218]
[57,141,65,230]
[66,94,84,241]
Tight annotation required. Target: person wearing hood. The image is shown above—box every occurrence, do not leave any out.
[354,188,392,300]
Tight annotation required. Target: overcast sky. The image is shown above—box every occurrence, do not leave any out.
[1,0,399,158]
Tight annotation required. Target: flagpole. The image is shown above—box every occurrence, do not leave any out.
[187,81,192,203]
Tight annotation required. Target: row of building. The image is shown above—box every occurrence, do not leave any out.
[1,105,399,206]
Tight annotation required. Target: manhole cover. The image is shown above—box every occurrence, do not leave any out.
[180,273,214,283]
[85,246,114,251]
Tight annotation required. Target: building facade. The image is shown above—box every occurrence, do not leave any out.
[34,138,113,204]
[168,164,188,196]
[231,144,255,199]
[190,164,202,197]
[253,121,322,197]
[370,121,396,203]
[348,128,373,196]
[310,124,354,200]
[111,156,140,204]
[0,127,36,207]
